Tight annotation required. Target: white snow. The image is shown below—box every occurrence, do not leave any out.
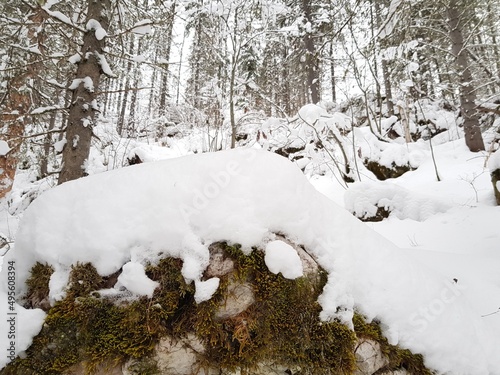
[356,128,425,169]
[131,19,152,35]
[69,77,94,92]
[194,278,220,303]
[48,267,70,303]
[82,77,94,92]
[96,52,115,77]
[345,180,451,221]
[82,117,92,127]
[42,0,60,10]
[132,55,146,63]
[265,240,303,279]
[47,78,66,89]
[86,19,107,40]
[377,0,402,39]
[0,141,10,156]
[402,79,414,89]
[30,106,58,115]
[116,262,159,298]
[489,148,500,171]
[68,53,81,64]
[42,8,78,29]
[53,139,66,153]
[0,303,45,362]
[408,62,419,72]
[0,144,499,375]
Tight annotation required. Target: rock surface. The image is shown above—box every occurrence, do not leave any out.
[355,339,389,375]
[152,334,205,375]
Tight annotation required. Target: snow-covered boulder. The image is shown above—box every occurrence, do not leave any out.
[0,148,498,374]
[345,180,451,221]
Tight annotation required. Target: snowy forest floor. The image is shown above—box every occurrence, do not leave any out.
[1,101,500,374]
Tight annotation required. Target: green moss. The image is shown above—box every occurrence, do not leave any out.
[365,159,413,180]
[67,263,103,298]
[145,257,194,317]
[2,256,190,375]
[188,244,357,374]
[76,297,166,371]
[24,262,54,310]
[4,299,81,374]
[2,242,432,375]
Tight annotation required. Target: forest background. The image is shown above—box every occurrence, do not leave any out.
[1,0,499,198]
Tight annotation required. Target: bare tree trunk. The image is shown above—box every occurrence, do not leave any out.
[101,77,111,118]
[447,0,485,152]
[302,0,320,104]
[229,59,237,148]
[0,73,29,199]
[175,29,187,106]
[229,10,239,149]
[0,6,46,198]
[282,46,292,114]
[370,3,382,110]
[330,43,336,102]
[374,0,394,116]
[58,0,111,184]
[117,37,135,136]
[158,1,177,116]
[40,111,57,179]
[127,39,143,137]
[381,59,394,116]
[148,46,159,117]
[487,3,500,80]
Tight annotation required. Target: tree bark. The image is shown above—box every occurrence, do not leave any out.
[374,0,394,116]
[158,1,177,116]
[302,0,320,104]
[0,73,29,199]
[330,43,336,102]
[0,6,46,198]
[447,0,485,152]
[117,37,134,136]
[59,0,111,184]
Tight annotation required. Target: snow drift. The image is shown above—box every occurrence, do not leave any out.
[1,148,499,374]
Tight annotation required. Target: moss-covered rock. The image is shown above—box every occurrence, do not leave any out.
[353,314,431,374]
[365,160,413,181]
[1,242,433,375]
[491,168,500,205]
[24,262,53,311]
[356,206,391,222]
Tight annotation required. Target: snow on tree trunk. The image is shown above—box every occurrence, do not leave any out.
[58,0,111,184]
[302,0,320,104]
[447,0,485,152]
[0,7,46,199]
[0,81,26,199]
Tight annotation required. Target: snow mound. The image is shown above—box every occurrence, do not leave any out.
[1,148,499,374]
[345,181,451,221]
[357,129,426,170]
[265,240,303,279]
[116,262,159,298]
[489,148,500,171]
